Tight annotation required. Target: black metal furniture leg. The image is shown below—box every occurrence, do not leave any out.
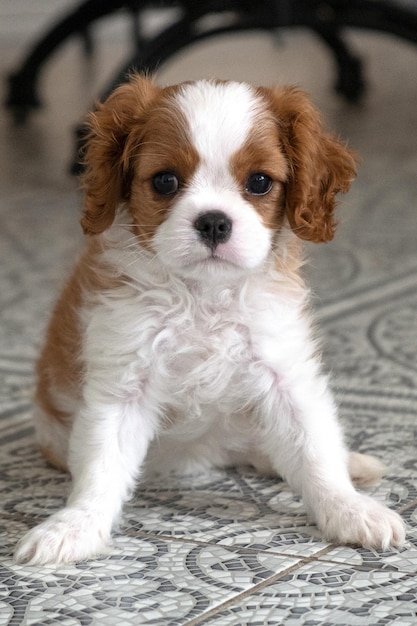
[5,0,126,123]
[315,27,365,103]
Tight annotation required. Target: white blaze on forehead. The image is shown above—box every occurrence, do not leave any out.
[174,80,262,165]
[152,81,275,277]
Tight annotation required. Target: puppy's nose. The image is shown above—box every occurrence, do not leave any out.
[194,211,232,247]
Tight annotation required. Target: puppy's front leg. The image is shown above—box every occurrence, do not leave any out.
[259,365,405,550]
[15,399,155,565]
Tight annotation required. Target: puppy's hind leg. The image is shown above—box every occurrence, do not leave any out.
[348,451,386,488]
[34,405,72,472]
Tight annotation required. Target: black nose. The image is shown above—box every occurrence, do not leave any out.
[194,211,232,248]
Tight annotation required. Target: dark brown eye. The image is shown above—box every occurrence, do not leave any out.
[152,172,179,195]
[246,173,273,196]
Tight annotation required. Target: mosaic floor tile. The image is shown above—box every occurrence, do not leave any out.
[1,538,299,626]
[319,542,417,574]
[126,469,329,559]
[197,560,417,626]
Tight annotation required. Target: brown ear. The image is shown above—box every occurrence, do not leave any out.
[81,74,160,236]
[261,86,357,243]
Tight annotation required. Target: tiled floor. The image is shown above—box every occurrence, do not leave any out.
[1,10,417,625]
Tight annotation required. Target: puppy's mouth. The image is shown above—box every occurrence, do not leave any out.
[192,256,237,271]
[178,247,244,276]
[200,245,242,268]
[208,249,232,262]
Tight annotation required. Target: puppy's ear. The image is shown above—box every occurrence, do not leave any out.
[261,86,356,243]
[81,74,160,236]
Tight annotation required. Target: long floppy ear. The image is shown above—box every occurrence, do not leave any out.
[81,74,160,236]
[261,86,357,243]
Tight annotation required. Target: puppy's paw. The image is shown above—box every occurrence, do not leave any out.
[317,493,405,551]
[15,508,112,565]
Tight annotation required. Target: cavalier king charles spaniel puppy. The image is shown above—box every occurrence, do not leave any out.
[15,74,405,564]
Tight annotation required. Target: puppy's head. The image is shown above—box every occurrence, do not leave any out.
[82,74,356,280]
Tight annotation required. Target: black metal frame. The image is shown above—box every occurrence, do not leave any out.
[5,0,417,120]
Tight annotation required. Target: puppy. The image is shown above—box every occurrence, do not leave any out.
[15,75,405,564]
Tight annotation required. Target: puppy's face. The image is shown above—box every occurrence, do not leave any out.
[81,76,356,280]
[131,81,289,280]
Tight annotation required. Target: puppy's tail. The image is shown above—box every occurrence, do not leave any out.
[348,451,386,488]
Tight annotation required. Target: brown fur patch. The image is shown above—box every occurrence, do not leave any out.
[257,86,357,243]
[35,239,114,427]
[81,76,201,248]
[231,115,288,231]
[127,92,200,248]
[81,75,162,236]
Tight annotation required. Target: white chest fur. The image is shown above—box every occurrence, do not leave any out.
[82,257,307,424]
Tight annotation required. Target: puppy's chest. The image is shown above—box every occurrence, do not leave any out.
[96,281,294,408]
[156,302,251,389]
[128,288,255,404]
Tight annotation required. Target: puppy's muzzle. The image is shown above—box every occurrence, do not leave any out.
[194,211,232,249]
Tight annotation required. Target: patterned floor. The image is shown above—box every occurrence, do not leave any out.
[1,17,417,626]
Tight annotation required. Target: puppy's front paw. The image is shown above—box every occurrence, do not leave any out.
[317,493,405,550]
[15,508,112,565]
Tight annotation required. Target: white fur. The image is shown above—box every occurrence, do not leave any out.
[15,81,405,564]
[175,81,261,162]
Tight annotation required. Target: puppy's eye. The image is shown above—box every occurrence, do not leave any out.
[246,173,273,196]
[152,172,179,195]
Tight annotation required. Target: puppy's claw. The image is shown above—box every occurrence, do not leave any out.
[316,493,405,551]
